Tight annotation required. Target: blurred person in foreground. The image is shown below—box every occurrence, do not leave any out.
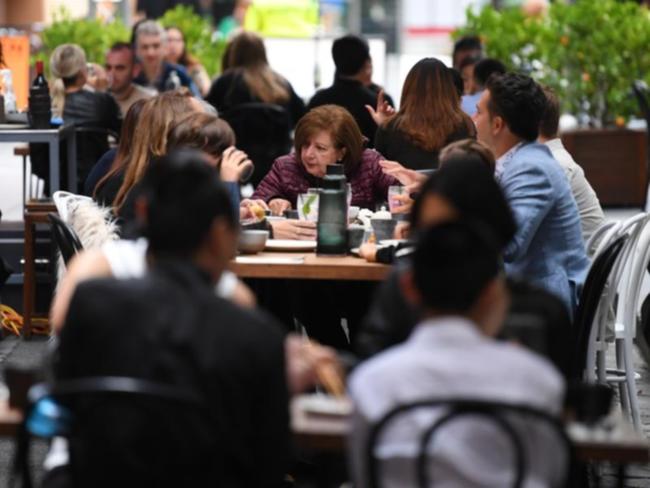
[359,139,496,264]
[473,72,589,316]
[357,155,572,378]
[348,221,566,488]
[538,86,604,242]
[49,151,293,487]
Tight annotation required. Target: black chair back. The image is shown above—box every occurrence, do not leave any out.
[74,126,120,193]
[632,81,650,209]
[48,213,83,265]
[569,235,627,380]
[366,399,572,488]
[12,376,215,488]
[221,102,292,187]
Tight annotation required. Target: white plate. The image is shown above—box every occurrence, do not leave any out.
[379,239,407,247]
[296,394,353,417]
[265,239,317,251]
[235,256,304,265]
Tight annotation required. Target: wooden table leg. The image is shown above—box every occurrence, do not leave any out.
[22,213,35,339]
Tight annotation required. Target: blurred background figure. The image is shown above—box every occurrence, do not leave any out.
[165,26,211,96]
[243,0,319,38]
[133,20,200,95]
[217,0,253,38]
[461,57,506,116]
[106,42,155,117]
[452,34,482,71]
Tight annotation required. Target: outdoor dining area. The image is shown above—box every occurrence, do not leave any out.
[3,0,650,487]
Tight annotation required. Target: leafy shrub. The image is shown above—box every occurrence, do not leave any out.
[36,7,130,73]
[455,0,650,127]
[38,5,227,80]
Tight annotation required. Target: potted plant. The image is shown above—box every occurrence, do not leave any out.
[455,0,650,206]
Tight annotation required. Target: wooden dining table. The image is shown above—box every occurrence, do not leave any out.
[229,251,390,282]
[290,396,650,465]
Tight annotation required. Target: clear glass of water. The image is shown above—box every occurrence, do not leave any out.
[298,192,319,221]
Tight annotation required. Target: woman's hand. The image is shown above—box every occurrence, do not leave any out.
[220,146,253,182]
[359,243,378,262]
[380,160,427,194]
[270,219,317,240]
[268,198,292,216]
[365,89,395,126]
[240,199,269,220]
[86,63,108,92]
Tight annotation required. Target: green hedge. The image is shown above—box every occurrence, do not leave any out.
[37,5,226,80]
[455,0,650,127]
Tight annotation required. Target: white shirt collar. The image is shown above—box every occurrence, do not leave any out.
[494,142,524,181]
[408,315,485,346]
[543,138,563,151]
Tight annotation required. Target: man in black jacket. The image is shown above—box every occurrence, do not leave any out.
[308,35,391,147]
[52,151,290,487]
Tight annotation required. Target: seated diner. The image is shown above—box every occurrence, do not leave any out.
[251,104,397,215]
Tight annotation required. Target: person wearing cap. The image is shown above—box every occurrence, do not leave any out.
[308,34,390,147]
[32,43,122,193]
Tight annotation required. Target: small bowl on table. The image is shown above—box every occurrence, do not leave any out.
[238,230,269,254]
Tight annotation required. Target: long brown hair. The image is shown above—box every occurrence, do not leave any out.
[94,98,147,198]
[165,26,201,69]
[392,58,472,151]
[113,90,196,212]
[223,31,289,104]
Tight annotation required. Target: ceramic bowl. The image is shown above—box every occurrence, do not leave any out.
[238,230,269,254]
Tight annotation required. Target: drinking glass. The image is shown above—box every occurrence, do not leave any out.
[297,192,319,221]
[388,185,407,214]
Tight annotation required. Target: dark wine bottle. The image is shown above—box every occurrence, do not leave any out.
[33,60,48,90]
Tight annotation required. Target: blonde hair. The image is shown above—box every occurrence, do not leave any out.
[113,90,196,212]
[224,32,289,104]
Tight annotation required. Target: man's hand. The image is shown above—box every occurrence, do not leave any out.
[285,335,340,395]
[270,219,317,240]
[365,89,395,126]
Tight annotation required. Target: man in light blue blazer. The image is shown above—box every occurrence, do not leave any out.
[473,73,590,316]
